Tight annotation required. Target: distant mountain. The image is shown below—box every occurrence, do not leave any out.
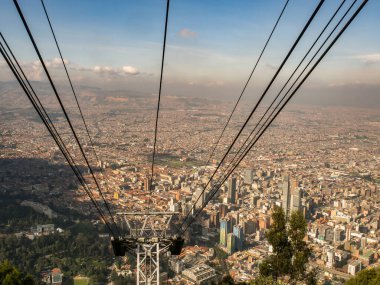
[292,83,380,109]
[4,80,376,111]
[0,81,218,111]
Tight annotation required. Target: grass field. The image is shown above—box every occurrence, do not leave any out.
[73,277,90,285]
[154,153,205,169]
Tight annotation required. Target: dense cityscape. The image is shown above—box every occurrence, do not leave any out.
[1,84,379,284]
[1,0,379,285]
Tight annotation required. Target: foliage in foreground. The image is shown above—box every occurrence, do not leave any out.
[345,266,380,285]
[0,260,35,285]
[259,206,316,284]
[217,208,316,285]
[0,222,113,285]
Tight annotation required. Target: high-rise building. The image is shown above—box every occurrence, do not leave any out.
[244,169,254,185]
[281,176,291,217]
[193,187,204,209]
[326,249,335,268]
[243,219,257,235]
[348,260,362,276]
[230,211,239,228]
[210,211,219,228]
[219,219,231,247]
[346,224,352,241]
[258,215,270,230]
[325,227,334,243]
[219,204,229,218]
[290,186,303,213]
[169,198,178,212]
[334,227,345,243]
[233,225,244,251]
[282,176,302,217]
[144,177,151,192]
[226,233,235,255]
[228,177,237,204]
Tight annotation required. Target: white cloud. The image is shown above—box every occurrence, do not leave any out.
[178,28,198,39]
[354,53,380,64]
[93,65,113,73]
[122,65,139,75]
[45,57,70,68]
[2,57,72,81]
[29,60,43,80]
[0,57,141,83]
[91,65,139,77]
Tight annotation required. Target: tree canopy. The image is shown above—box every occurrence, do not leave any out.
[0,260,35,285]
[0,222,113,285]
[259,206,314,284]
[345,266,380,285]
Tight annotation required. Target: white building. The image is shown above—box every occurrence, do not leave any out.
[348,260,362,276]
[326,249,335,268]
[182,264,216,284]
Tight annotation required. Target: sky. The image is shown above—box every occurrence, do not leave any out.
[0,0,379,106]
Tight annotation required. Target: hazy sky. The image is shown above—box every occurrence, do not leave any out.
[0,0,379,106]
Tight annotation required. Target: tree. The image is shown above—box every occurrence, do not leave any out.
[21,274,35,285]
[250,276,280,285]
[219,275,235,285]
[304,268,318,285]
[259,207,311,284]
[0,260,36,285]
[0,260,21,285]
[345,267,380,285]
[289,210,310,282]
[260,206,292,279]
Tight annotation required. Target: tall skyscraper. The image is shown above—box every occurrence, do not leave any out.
[290,186,303,213]
[327,249,335,268]
[228,176,237,204]
[193,187,204,209]
[282,176,302,217]
[169,198,178,212]
[219,219,231,247]
[233,225,244,251]
[144,177,151,192]
[243,219,257,235]
[281,176,291,217]
[226,233,235,255]
[210,211,219,228]
[244,169,254,184]
[219,204,229,218]
[346,224,352,241]
[230,211,239,228]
